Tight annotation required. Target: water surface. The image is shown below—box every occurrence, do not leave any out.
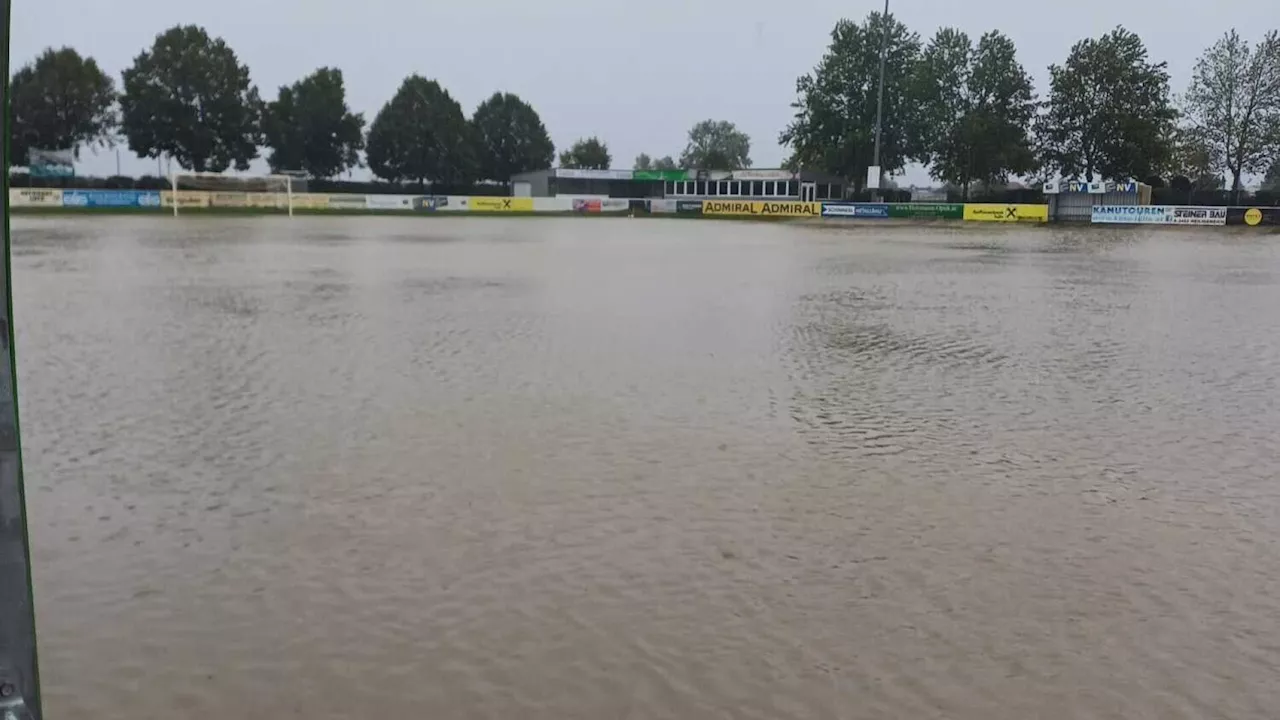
[15,215,1280,719]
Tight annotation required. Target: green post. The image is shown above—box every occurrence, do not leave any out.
[0,0,42,716]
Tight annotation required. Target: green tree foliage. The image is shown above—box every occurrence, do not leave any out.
[780,12,923,191]
[1183,30,1280,199]
[914,30,1036,198]
[1168,127,1225,190]
[9,47,117,166]
[653,155,677,170]
[365,75,474,187]
[1036,27,1176,182]
[120,25,262,172]
[559,137,611,169]
[679,119,752,169]
[470,92,555,182]
[263,68,364,178]
[634,153,652,170]
[1265,158,1280,190]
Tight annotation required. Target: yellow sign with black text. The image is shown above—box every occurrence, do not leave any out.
[1244,208,1263,226]
[702,200,822,217]
[963,203,1049,223]
[470,197,534,212]
[161,190,211,208]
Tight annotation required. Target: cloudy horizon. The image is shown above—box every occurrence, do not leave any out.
[14,0,1274,185]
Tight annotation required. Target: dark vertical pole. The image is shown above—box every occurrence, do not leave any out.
[871,0,889,201]
[0,0,42,716]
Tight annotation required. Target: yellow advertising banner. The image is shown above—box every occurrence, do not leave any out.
[962,203,1049,223]
[246,193,284,209]
[9,188,64,206]
[702,200,822,217]
[469,197,535,212]
[290,193,331,210]
[161,191,211,208]
[209,192,249,208]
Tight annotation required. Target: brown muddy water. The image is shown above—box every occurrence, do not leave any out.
[13,215,1280,719]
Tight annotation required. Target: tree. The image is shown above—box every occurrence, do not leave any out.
[9,47,117,167]
[780,12,923,192]
[1036,27,1176,182]
[914,29,1036,198]
[262,67,364,178]
[1169,127,1225,190]
[120,25,262,172]
[1265,158,1280,190]
[470,92,554,182]
[365,75,474,187]
[679,119,752,169]
[559,137,611,169]
[654,156,677,170]
[634,153,652,170]
[1183,30,1280,200]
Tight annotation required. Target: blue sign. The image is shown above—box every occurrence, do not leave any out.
[821,203,889,218]
[62,190,162,208]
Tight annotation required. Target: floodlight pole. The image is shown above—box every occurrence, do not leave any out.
[871,0,890,201]
[0,0,44,715]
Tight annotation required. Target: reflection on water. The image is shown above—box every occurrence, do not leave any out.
[15,215,1280,719]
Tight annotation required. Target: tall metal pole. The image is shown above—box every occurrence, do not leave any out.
[0,0,43,716]
[871,0,890,200]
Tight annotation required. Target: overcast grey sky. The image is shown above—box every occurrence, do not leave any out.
[14,0,1275,184]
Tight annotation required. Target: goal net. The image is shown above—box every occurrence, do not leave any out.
[168,172,301,215]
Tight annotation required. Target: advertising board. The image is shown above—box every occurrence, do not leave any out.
[632,170,688,182]
[703,201,822,217]
[9,188,64,207]
[821,203,889,218]
[413,196,449,211]
[367,195,417,210]
[555,169,633,180]
[162,191,211,208]
[1091,206,1171,224]
[888,203,963,219]
[290,193,331,210]
[62,190,162,208]
[532,198,576,212]
[963,204,1049,223]
[1227,207,1280,226]
[325,194,368,210]
[470,197,535,212]
[1092,205,1227,226]
[677,200,704,215]
[649,199,680,214]
[246,193,284,209]
[209,192,249,208]
[573,199,602,213]
[601,199,630,213]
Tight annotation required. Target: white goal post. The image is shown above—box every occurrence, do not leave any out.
[168,172,299,216]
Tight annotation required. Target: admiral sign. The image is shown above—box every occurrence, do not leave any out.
[703,201,822,217]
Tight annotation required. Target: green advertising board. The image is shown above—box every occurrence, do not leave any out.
[632,170,689,182]
[888,203,963,219]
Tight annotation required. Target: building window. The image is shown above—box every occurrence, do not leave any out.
[696,181,706,196]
